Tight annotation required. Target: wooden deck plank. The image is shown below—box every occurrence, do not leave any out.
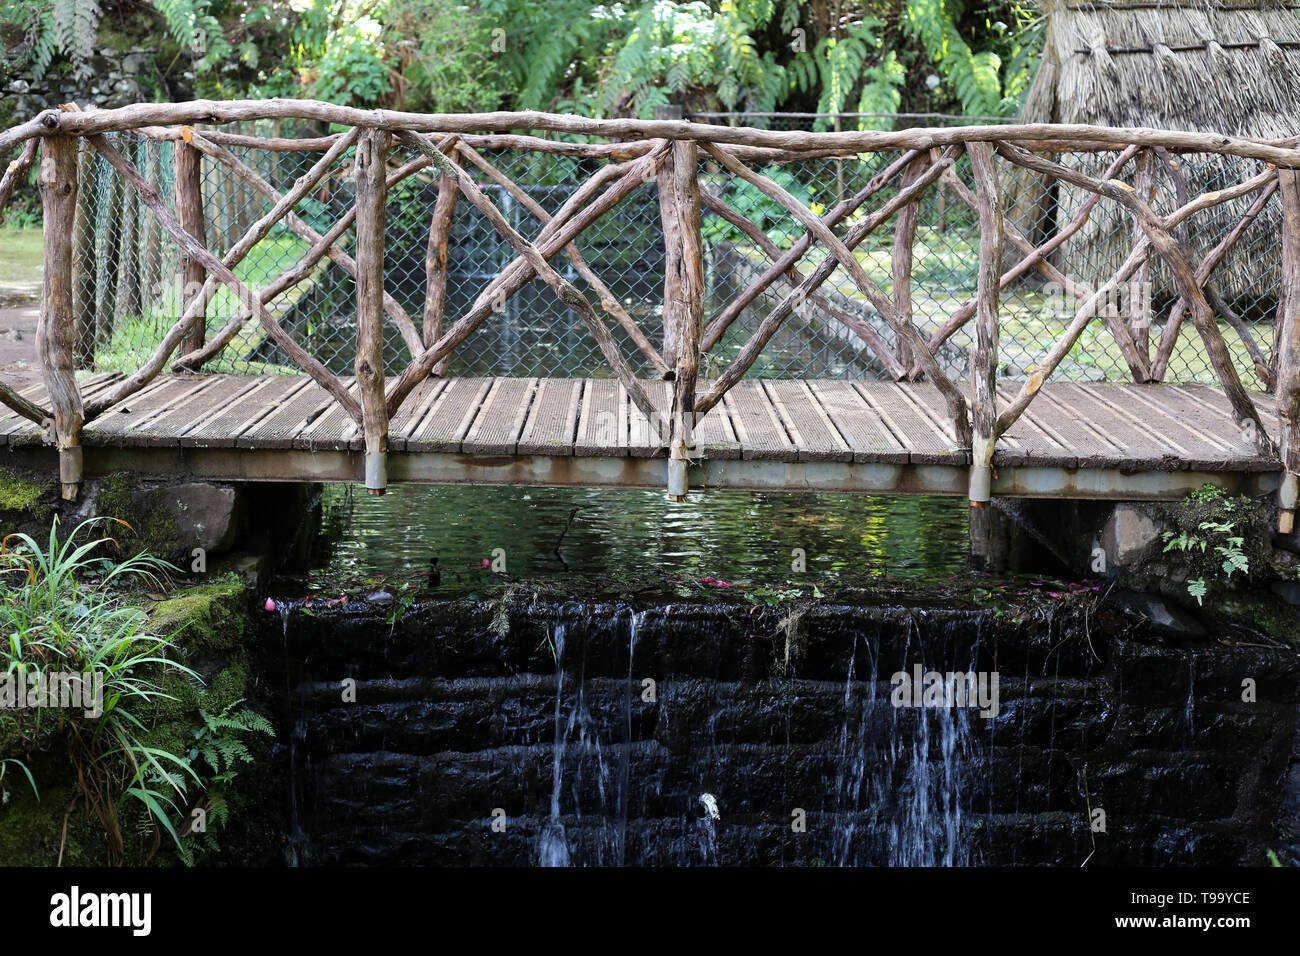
[518,379,583,456]
[183,376,307,448]
[1025,386,1134,469]
[389,378,449,453]
[83,376,210,443]
[896,383,972,466]
[994,383,1077,468]
[1112,382,1263,470]
[724,380,795,461]
[292,379,362,452]
[1050,383,1186,469]
[809,380,908,464]
[853,382,962,465]
[3,373,124,445]
[693,380,741,460]
[0,373,119,426]
[463,378,538,455]
[237,378,341,450]
[126,376,253,447]
[1158,384,1280,470]
[763,379,851,463]
[406,377,492,453]
[574,378,622,457]
[628,380,669,458]
[0,382,50,444]
[1,373,1283,480]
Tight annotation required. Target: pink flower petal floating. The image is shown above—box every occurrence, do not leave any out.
[264,598,276,612]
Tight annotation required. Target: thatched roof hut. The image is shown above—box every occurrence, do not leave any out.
[1011,0,1300,309]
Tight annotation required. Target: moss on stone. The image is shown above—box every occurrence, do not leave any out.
[95,472,183,563]
[0,470,53,536]
[149,578,247,653]
[1210,591,1300,645]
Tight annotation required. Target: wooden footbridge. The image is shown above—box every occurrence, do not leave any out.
[1,101,1298,529]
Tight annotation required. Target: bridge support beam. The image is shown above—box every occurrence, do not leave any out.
[1278,170,1300,532]
[966,142,1000,518]
[356,127,390,495]
[38,133,84,502]
[658,107,704,502]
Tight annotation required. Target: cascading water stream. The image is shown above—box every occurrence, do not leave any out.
[538,622,570,866]
[280,603,310,867]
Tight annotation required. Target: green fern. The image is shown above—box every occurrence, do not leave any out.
[903,0,1030,117]
[35,0,100,81]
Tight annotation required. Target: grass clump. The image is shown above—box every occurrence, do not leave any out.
[0,517,269,865]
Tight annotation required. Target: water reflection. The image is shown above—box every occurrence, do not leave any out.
[315,485,969,592]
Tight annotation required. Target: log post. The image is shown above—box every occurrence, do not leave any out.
[1129,149,1155,362]
[174,138,207,354]
[659,132,704,501]
[655,104,686,370]
[1276,169,1300,533]
[38,135,84,501]
[967,142,1001,513]
[892,155,925,374]
[423,148,460,373]
[355,128,390,494]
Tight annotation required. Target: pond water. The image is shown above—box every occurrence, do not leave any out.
[312,484,971,593]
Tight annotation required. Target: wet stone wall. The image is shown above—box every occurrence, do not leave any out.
[242,595,1300,867]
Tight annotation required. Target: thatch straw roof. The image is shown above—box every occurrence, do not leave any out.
[1011,0,1300,306]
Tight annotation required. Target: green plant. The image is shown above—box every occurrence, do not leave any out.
[170,699,273,865]
[903,0,1040,117]
[1161,485,1255,605]
[0,517,200,864]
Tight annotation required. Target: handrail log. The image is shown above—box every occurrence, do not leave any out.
[9,101,1300,167]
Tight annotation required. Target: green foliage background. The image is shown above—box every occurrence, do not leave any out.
[0,0,1043,121]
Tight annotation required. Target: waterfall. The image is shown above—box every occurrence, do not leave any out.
[537,622,570,867]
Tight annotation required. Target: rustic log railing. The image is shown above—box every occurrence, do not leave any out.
[1,100,1298,531]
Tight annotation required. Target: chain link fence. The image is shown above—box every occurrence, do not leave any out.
[70,115,1280,392]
